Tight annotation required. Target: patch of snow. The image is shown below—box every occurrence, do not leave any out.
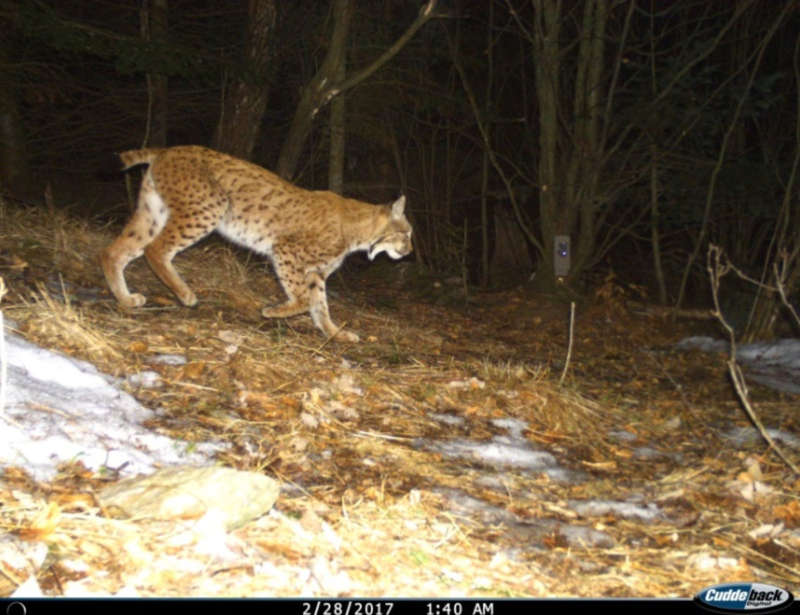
[1,331,226,482]
[687,552,741,572]
[446,377,485,390]
[127,370,162,388]
[558,524,614,549]
[428,412,466,426]
[473,474,509,491]
[633,446,671,460]
[676,336,800,394]
[11,575,44,598]
[746,368,800,395]
[737,338,800,363]
[608,430,638,442]
[150,354,187,366]
[569,499,662,522]
[722,426,800,450]
[490,417,528,440]
[416,435,556,471]
[544,466,587,484]
[434,488,522,526]
[675,336,728,352]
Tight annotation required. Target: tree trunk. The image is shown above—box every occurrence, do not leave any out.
[479,0,493,289]
[571,0,607,278]
[531,0,562,291]
[327,0,352,194]
[529,0,611,291]
[650,144,667,304]
[140,0,168,147]
[213,0,276,159]
[277,0,437,180]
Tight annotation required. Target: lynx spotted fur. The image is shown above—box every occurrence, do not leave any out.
[101,145,412,342]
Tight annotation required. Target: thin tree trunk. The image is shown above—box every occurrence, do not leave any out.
[647,9,666,305]
[479,0,493,288]
[140,0,168,147]
[327,0,351,194]
[213,0,276,159]
[277,0,437,180]
[571,0,607,281]
[650,144,667,304]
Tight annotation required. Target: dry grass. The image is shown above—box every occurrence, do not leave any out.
[1,200,799,597]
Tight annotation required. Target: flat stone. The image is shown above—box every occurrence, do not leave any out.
[99,465,280,529]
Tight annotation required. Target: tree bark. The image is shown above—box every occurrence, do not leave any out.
[531,0,562,291]
[140,0,168,147]
[213,0,276,159]
[479,0,494,288]
[650,144,667,304]
[277,0,437,180]
[327,0,353,194]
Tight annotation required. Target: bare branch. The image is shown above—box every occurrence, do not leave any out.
[313,0,440,116]
[707,245,799,475]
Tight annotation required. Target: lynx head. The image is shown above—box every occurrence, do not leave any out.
[368,195,413,261]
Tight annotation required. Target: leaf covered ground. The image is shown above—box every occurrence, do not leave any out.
[1,201,798,597]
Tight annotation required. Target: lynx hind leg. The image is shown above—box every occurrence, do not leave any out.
[102,180,167,308]
[143,212,220,307]
[138,165,230,306]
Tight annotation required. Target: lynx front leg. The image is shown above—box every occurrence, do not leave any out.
[307,271,359,343]
[262,252,358,342]
[261,252,314,323]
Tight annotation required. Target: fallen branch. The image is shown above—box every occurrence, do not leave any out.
[707,244,799,474]
[773,250,800,328]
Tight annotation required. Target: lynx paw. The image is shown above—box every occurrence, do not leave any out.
[120,293,147,308]
[332,329,360,343]
[178,290,198,307]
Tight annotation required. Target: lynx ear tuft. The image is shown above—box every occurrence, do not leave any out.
[391,195,406,218]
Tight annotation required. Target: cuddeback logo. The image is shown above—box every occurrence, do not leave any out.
[695,583,794,613]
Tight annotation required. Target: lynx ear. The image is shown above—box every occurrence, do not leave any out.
[390,195,406,218]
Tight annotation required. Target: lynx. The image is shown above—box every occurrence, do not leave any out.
[101,145,412,342]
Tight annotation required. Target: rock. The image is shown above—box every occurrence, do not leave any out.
[98,466,280,530]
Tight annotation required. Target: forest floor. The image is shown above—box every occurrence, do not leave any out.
[0,200,799,597]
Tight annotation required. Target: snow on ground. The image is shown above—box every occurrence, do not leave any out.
[0,324,226,482]
[676,336,800,394]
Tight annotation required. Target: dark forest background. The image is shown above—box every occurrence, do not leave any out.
[1,0,799,339]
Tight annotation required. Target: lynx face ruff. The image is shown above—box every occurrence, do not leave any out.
[101,146,412,342]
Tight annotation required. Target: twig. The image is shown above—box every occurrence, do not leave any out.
[559,302,575,386]
[774,251,800,328]
[707,245,799,474]
[314,0,439,114]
